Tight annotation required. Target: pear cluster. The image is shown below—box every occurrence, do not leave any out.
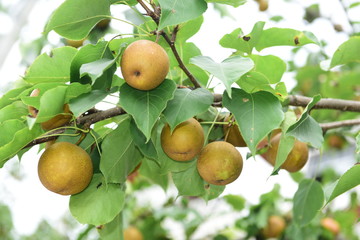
[120,40,170,91]
[160,117,243,186]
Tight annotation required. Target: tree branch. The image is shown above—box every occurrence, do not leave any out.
[137,0,201,88]
[320,119,360,132]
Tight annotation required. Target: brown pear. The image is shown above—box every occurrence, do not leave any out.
[262,215,286,239]
[197,141,243,185]
[321,217,340,236]
[120,40,169,91]
[161,118,204,161]
[28,89,73,130]
[123,226,143,240]
[65,39,85,48]
[223,115,247,147]
[38,142,93,195]
[263,133,308,172]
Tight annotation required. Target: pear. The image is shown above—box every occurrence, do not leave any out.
[120,40,169,90]
[124,226,143,240]
[263,133,308,172]
[28,89,73,130]
[223,115,247,147]
[161,118,204,162]
[321,217,340,236]
[38,142,93,195]
[197,141,243,185]
[262,215,286,239]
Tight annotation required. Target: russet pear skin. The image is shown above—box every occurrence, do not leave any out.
[38,142,93,195]
[223,115,247,147]
[161,118,204,162]
[197,141,243,185]
[263,133,308,172]
[120,40,169,91]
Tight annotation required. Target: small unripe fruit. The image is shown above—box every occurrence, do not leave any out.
[197,141,243,185]
[161,118,204,161]
[120,40,169,91]
[38,142,93,195]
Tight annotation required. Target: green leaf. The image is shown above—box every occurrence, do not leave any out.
[65,82,92,103]
[24,47,77,84]
[286,95,324,148]
[330,36,360,68]
[163,88,213,131]
[255,28,319,51]
[223,88,284,155]
[36,86,68,123]
[271,134,295,175]
[98,213,123,240]
[205,0,246,7]
[176,16,204,43]
[140,158,169,190]
[219,21,265,54]
[158,0,208,30]
[130,119,158,160]
[293,179,324,226]
[0,86,29,110]
[45,0,111,40]
[69,90,109,117]
[244,55,286,84]
[327,165,360,204]
[119,79,177,141]
[172,161,206,197]
[356,133,360,156]
[190,55,254,97]
[80,58,117,83]
[71,41,112,84]
[0,120,43,166]
[0,101,28,123]
[69,174,125,225]
[100,117,142,184]
[223,194,246,211]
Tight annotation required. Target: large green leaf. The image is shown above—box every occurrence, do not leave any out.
[97,213,123,240]
[158,0,208,30]
[0,120,43,166]
[80,58,117,83]
[223,88,284,155]
[205,0,246,7]
[326,165,360,204]
[119,79,176,141]
[0,101,28,123]
[130,120,158,161]
[100,117,142,184]
[45,0,111,40]
[24,47,77,84]
[243,55,286,84]
[36,86,68,123]
[163,88,213,131]
[255,28,319,51]
[330,36,360,68]
[293,179,324,226]
[286,95,324,148]
[0,86,29,110]
[219,21,265,54]
[69,90,109,117]
[190,55,254,97]
[71,41,112,84]
[176,16,204,43]
[140,158,169,190]
[69,174,125,226]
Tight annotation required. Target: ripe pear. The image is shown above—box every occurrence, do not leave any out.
[123,226,143,240]
[223,115,246,147]
[38,142,93,195]
[258,0,269,11]
[28,89,73,130]
[161,118,204,162]
[262,215,286,239]
[197,141,243,185]
[263,133,308,172]
[120,40,169,91]
[321,217,340,236]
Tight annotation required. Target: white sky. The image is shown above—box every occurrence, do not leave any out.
[0,0,359,239]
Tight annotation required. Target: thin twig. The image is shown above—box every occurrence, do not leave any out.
[320,119,360,132]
